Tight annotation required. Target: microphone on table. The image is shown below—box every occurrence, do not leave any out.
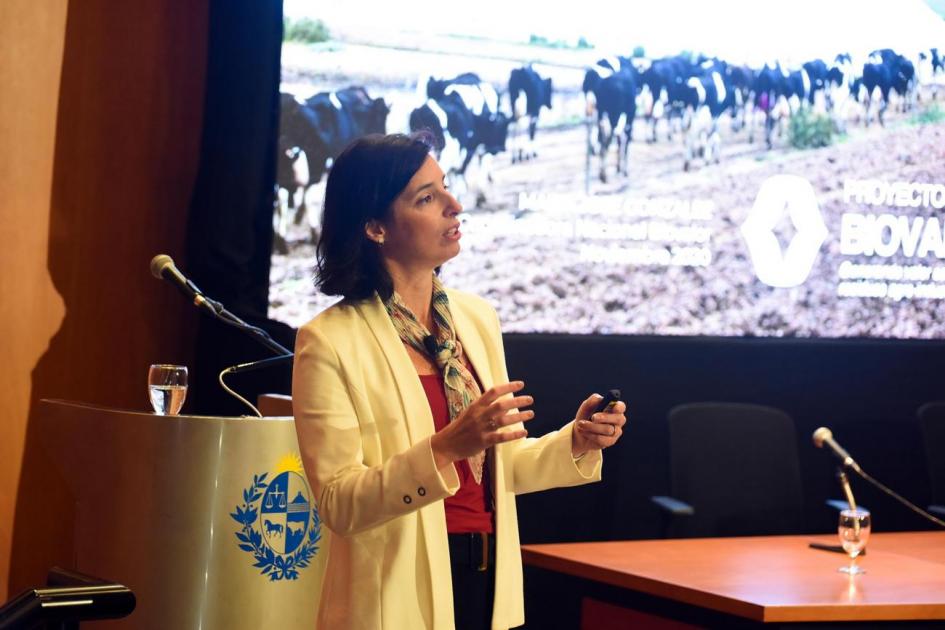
[149,254,221,315]
[812,427,862,474]
[837,469,858,511]
[812,426,945,529]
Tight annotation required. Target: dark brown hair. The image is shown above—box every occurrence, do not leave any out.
[315,133,432,300]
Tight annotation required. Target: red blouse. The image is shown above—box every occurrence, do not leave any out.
[419,373,494,533]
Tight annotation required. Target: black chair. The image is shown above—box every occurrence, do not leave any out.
[0,567,135,630]
[917,402,945,518]
[652,402,805,538]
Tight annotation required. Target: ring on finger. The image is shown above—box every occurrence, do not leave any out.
[489,418,497,431]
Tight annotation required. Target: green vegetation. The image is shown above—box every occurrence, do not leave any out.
[788,108,836,149]
[284,17,330,44]
[632,46,646,58]
[528,34,593,50]
[911,104,945,125]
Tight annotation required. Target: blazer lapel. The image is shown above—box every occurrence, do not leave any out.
[448,294,495,392]
[355,295,434,446]
[448,291,507,509]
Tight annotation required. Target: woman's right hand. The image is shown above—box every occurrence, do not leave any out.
[430,381,534,469]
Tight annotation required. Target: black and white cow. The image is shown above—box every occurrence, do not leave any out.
[857,49,916,126]
[303,86,391,178]
[680,69,736,170]
[275,86,389,247]
[915,48,941,101]
[582,58,637,182]
[781,65,813,113]
[583,56,637,155]
[638,55,699,143]
[275,93,322,252]
[426,72,482,100]
[823,53,860,133]
[801,59,838,111]
[409,73,512,202]
[276,93,311,227]
[507,65,552,163]
[748,63,800,148]
[725,63,755,133]
[930,47,943,99]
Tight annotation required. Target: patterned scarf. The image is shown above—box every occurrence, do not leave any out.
[384,276,485,483]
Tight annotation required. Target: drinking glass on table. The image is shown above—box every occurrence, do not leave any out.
[148,364,188,415]
[838,508,870,575]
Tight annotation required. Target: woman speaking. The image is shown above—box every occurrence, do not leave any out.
[292,133,626,630]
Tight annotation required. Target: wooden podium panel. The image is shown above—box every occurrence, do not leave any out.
[522,532,945,625]
[258,393,293,417]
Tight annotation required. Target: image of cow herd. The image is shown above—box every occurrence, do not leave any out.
[271,37,945,337]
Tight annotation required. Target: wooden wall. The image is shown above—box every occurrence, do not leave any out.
[0,0,208,596]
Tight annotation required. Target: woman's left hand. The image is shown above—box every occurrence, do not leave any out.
[571,393,627,457]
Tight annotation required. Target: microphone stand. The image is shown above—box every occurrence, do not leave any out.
[838,460,945,529]
[205,301,292,357]
[207,305,293,419]
[152,256,292,417]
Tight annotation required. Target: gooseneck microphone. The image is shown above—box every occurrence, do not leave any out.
[227,354,295,374]
[149,254,221,315]
[149,252,290,355]
[812,427,862,474]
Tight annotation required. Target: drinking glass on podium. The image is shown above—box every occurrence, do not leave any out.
[838,508,870,574]
[148,364,188,415]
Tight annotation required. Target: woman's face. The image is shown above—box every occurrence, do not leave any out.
[369,156,463,275]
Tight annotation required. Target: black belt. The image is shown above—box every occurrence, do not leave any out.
[447,532,496,572]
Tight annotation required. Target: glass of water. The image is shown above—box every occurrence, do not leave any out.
[148,364,188,415]
[838,508,871,574]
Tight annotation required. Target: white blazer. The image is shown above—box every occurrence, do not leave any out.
[293,289,602,630]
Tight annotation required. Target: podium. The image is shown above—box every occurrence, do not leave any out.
[37,399,329,629]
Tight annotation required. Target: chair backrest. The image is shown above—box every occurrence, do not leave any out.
[667,402,804,537]
[917,402,945,505]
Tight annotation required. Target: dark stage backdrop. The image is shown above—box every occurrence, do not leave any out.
[186,0,945,544]
[186,0,295,416]
[504,334,945,541]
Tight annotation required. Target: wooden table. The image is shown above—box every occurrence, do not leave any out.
[522,531,945,627]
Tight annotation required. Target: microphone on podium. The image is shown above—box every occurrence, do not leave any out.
[150,254,221,315]
[218,354,295,418]
[227,354,294,374]
[149,253,290,355]
[150,254,294,419]
[812,427,863,474]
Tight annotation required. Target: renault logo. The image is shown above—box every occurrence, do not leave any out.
[741,175,828,288]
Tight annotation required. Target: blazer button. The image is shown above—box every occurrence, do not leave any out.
[403,495,412,504]
[417,486,426,496]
